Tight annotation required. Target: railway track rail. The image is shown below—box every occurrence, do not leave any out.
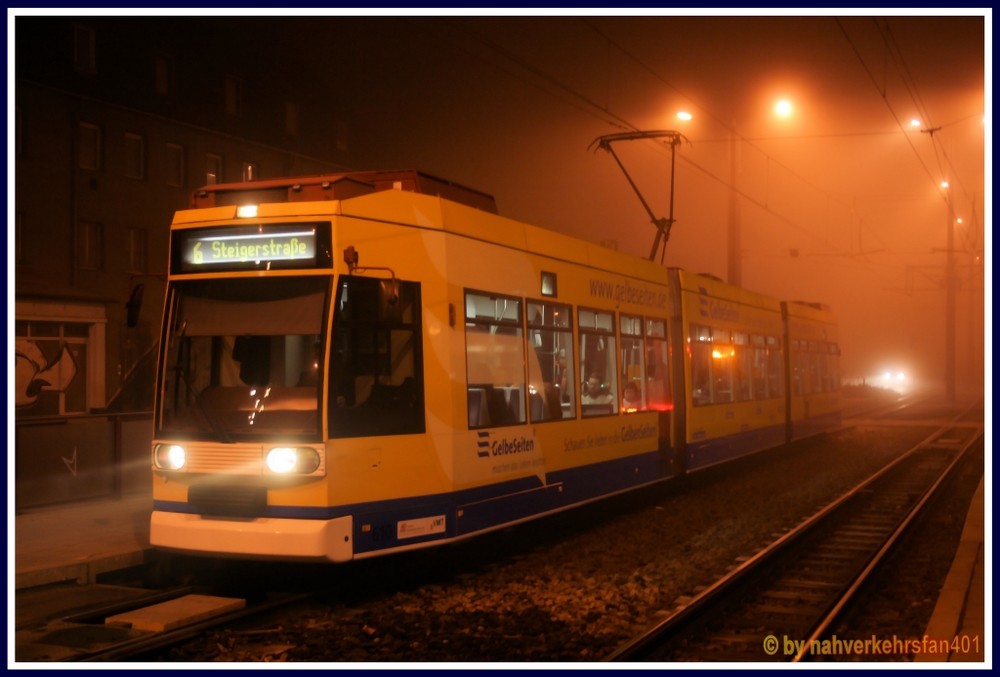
[607,406,983,663]
[16,393,978,663]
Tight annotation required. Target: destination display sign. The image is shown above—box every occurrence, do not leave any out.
[172,222,331,273]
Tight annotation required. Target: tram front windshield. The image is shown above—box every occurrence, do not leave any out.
[158,276,328,442]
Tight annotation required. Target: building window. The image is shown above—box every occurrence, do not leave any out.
[16,211,23,265]
[73,24,96,74]
[124,133,145,180]
[128,228,147,273]
[224,75,242,117]
[285,102,299,136]
[206,153,222,185]
[242,161,258,181]
[335,118,349,153]
[77,221,104,271]
[154,55,173,97]
[166,143,184,187]
[78,122,101,170]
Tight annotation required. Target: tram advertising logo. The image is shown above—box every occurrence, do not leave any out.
[476,431,536,458]
[698,289,740,322]
[589,279,666,309]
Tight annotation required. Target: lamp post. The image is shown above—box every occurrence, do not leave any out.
[943,182,957,401]
[727,123,742,286]
[727,99,794,287]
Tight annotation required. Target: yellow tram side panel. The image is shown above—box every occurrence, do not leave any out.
[341,189,671,490]
[675,270,787,443]
[156,189,676,512]
[785,300,841,425]
[441,196,670,482]
[327,200,458,505]
[334,191,481,499]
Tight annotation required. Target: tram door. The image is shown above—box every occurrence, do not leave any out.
[328,275,425,439]
[621,316,676,479]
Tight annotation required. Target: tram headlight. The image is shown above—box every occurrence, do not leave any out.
[266,447,322,475]
[153,444,186,471]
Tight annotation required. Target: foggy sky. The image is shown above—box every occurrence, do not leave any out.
[317,12,987,391]
[18,10,989,392]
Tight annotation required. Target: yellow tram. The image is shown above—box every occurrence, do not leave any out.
[148,170,839,562]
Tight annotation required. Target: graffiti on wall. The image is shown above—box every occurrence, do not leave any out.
[14,339,79,408]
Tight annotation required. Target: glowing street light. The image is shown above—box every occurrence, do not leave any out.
[774,99,794,118]
[728,98,795,286]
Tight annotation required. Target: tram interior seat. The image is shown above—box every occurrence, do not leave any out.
[500,387,522,423]
[330,377,424,437]
[468,384,561,426]
[364,378,417,410]
[468,387,489,427]
[467,385,525,427]
[195,386,318,432]
[529,391,545,421]
[198,386,316,411]
[581,403,614,417]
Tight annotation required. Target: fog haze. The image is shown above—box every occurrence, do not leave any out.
[22,11,988,392]
[319,13,987,392]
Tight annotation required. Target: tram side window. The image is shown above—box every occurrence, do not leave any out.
[790,340,803,396]
[805,340,820,395]
[690,324,712,406]
[329,276,424,438]
[620,315,645,413]
[465,291,526,428]
[767,336,783,398]
[712,327,734,404]
[527,300,574,421]
[817,344,828,393]
[827,342,841,391]
[579,308,616,417]
[733,331,752,402]
[645,318,672,411]
[750,334,768,399]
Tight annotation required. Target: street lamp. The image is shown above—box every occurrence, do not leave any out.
[727,98,795,286]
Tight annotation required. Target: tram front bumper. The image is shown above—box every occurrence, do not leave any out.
[150,510,354,563]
